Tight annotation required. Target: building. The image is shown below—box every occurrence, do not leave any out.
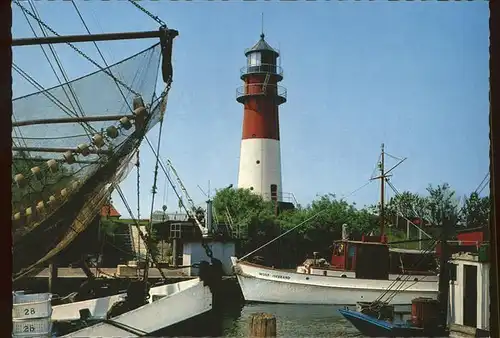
[448,251,490,337]
[236,33,286,202]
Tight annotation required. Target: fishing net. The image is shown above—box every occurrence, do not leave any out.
[12,42,168,278]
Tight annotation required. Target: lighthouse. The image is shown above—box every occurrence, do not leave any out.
[236,33,286,202]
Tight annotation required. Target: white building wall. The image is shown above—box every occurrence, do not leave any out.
[237,138,283,201]
[182,241,236,276]
[448,254,490,330]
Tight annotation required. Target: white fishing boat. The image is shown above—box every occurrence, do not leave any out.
[231,239,438,306]
[231,144,439,306]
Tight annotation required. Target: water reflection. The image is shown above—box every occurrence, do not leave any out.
[221,303,360,337]
[156,302,360,337]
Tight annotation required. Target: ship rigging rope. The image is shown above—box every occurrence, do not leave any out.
[17,1,94,152]
[238,180,375,262]
[372,236,439,307]
[377,238,439,306]
[385,179,433,239]
[114,182,167,280]
[143,108,167,282]
[16,0,96,144]
[126,0,167,28]
[17,0,179,276]
[27,1,89,122]
[14,0,142,97]
[26,0,90,130]
[140,136,216,259]
[12,63,98,136]
[137,150,141,221]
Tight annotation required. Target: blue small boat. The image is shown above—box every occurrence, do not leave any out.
[338,308,446,337]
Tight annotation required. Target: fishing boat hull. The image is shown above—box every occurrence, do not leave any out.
[57,278,212,337]
[338,308,433,337]
[231,257,438,305]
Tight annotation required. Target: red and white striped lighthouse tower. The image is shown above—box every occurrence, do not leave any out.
[236,33,286,202]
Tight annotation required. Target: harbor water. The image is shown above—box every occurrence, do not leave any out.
[156,302,361,337]
[220,303,361,337]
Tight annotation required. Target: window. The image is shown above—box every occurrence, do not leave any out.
[248,52,261,67]
[270,184,278,201]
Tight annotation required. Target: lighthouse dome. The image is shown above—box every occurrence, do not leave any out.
[244,34,279,57]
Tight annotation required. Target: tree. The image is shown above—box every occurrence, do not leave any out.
[425,183,460,227]
[385,191,429,221]
[212,187,278,252]
[461,192,489,228]
[212,189,379,267]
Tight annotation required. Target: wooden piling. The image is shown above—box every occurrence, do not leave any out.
[249,312,277,337]
[48,262,58,293]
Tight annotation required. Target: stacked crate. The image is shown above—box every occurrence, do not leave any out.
[12,292,53,338]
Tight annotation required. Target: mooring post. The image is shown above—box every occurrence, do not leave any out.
[249,312,277,337]
[48,261,58,294]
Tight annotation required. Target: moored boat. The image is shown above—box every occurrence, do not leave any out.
[231,236,438,305]
[231,144,439,306]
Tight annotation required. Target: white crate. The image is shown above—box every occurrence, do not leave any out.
[12,333,53,337]
[12,318,52,336]
[13,292,52,304]
[12,293,52,319]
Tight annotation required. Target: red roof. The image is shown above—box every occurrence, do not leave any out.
[101,204,121,217]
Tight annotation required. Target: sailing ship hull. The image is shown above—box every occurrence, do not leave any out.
[231,257,438,306]
[57,278,213,337]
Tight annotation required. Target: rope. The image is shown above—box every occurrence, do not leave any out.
[12,64,97,135]
[20,1,93,141]
[372,237,439,306]
[27,0,89,123]
[126,0,167,27]
[103,319,148,336]
[113,184,167,280]
[13,0,141,97]
[143,109,167,282]
[136,150,141,220]
[238,179,375,261]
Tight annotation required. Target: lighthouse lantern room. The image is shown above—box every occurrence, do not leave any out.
[236,33,286,202]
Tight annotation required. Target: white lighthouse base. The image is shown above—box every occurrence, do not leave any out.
[237,138,283,201]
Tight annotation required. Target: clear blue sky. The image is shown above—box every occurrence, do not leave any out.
[13,1,490,218]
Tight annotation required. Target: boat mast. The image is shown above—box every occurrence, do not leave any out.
[377,143,386,238]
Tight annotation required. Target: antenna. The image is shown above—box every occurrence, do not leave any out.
[279,42,282,67]
[261,12,264,37]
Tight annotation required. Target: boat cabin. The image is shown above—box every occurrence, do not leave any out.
[388,248,437,275]
[329,235,390,280]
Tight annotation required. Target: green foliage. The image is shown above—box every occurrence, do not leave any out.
[385,182,489,230]
[385,191,429,220]
[425,183,460,226]
[213,182,490,266]
[461,192,490,229]
[100,218,120,237]
[212,188,378,266]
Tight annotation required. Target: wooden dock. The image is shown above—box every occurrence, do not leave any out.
[33,267,190,279]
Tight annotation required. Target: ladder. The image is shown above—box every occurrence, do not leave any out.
[261,72,271,95]
[225,206,238,238]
